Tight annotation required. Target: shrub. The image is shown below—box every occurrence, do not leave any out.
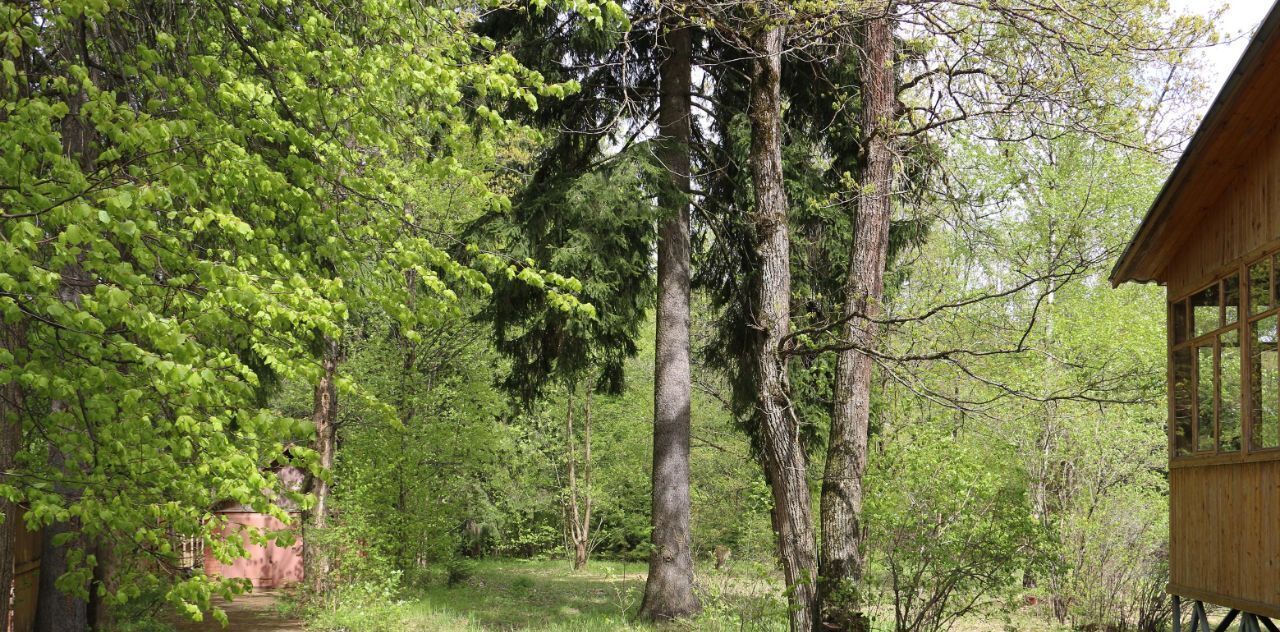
[445,557,477,588]
[865,427,1048,632]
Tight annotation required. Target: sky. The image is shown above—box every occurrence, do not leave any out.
[1173,0,1275,106]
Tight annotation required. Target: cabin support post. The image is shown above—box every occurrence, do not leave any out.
[1218,609,1241,631]
[1175,596,1280,632]
[1189,600,1207,632]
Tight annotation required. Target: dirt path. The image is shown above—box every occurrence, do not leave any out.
[168,591,302,632]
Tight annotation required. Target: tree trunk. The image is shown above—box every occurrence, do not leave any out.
[36,408,89,632]
[39,23,95,628]
[305,336,339,596]
[638,3,699,621]
[0,30,29,627]
[564,386,594,571]
[0,322,25,632]
[748,24,819,632]
[820,8,896,630]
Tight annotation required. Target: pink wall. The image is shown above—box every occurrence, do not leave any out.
[203,512,303,589]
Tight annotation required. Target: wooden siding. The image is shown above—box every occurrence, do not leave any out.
[1164,125,1280,298]
[7,512,42,632]
[1170,461,1280,611]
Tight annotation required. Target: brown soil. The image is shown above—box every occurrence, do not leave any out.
[168,591,302,632]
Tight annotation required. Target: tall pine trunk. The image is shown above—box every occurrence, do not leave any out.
[305,336,339,596]
[638,4,699,621]
[749,24,819,632]
[820,8,896,629]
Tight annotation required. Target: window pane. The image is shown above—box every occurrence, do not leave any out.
[1224,275,1240,325]
[1251,259,1271,315]
[1173,300,1188,345]
[1251,316,1279,450]
[1173,347,1194,456]
[1197,344,1215,452]
[1191,284,1220,338]
[1220,330,1241,452]
[1273,253,1280,309]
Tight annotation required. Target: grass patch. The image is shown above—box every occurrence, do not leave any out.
[302,558,1081,632]
[302,558,791,631]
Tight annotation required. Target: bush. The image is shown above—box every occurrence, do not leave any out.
[306,571,407,632]
[865,427,1048,632]
[445,557,477,588]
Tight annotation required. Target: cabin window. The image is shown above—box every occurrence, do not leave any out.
[1196,344,1215,452]
[1191,284,1219,338]
[1172,347,1193,455]
[1220,330,1242,452]
[1173,277,1245,458]
[1250,258,1271,315]
[1173,300,1189,345]
[1273,252,1280,308]
[1248,254,1280,452]
[1171,259,1280,459]
[1224,275,1241,325]
[1251,316,1279,449]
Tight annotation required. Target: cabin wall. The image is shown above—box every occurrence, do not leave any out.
[1165,125,1280,298]
[6,514,42,632]
[1163,115,1280,617]
[1170,462,1280,614]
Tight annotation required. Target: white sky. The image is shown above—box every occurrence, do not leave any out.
[1172,0,1275,111]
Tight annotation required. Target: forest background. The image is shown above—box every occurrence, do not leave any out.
[0,0,1252,631]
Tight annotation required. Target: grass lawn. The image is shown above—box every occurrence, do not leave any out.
[298,559,1081,632]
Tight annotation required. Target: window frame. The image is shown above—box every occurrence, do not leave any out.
[1169,251,1280,465]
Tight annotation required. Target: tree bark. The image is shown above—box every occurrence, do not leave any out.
[749,24,819,632]
[304,336,339,596]
[564,386,594,571]
[0,28,29,627]
[820,7,896,630]
[38,21,95,628]
[37,267,93,632]
[0,322,25,632]
[638,2,699,621]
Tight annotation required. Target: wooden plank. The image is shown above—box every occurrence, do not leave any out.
[1172,583,1280,622]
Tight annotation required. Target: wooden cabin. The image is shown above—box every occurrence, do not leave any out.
[1111,3,1280,627]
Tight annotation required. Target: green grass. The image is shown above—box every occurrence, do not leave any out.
[304,558,789,632]
[301,559,1086,632]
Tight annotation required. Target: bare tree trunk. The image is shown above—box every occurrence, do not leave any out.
[639,2,699,621]
[820,8,896,630]
[749,24,819,632]
[564,386,594,571]
[305,336,339,596]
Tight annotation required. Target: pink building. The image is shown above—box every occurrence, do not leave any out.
[202,464,307,589]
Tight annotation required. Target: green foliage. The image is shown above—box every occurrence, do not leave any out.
[476,149,664,400]
[445,557,478,588]
[865,426,1048,632]
[306,571,409,632]
[0,0,608,616]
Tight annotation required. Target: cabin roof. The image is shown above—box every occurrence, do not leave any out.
[1111,1,1280,287]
